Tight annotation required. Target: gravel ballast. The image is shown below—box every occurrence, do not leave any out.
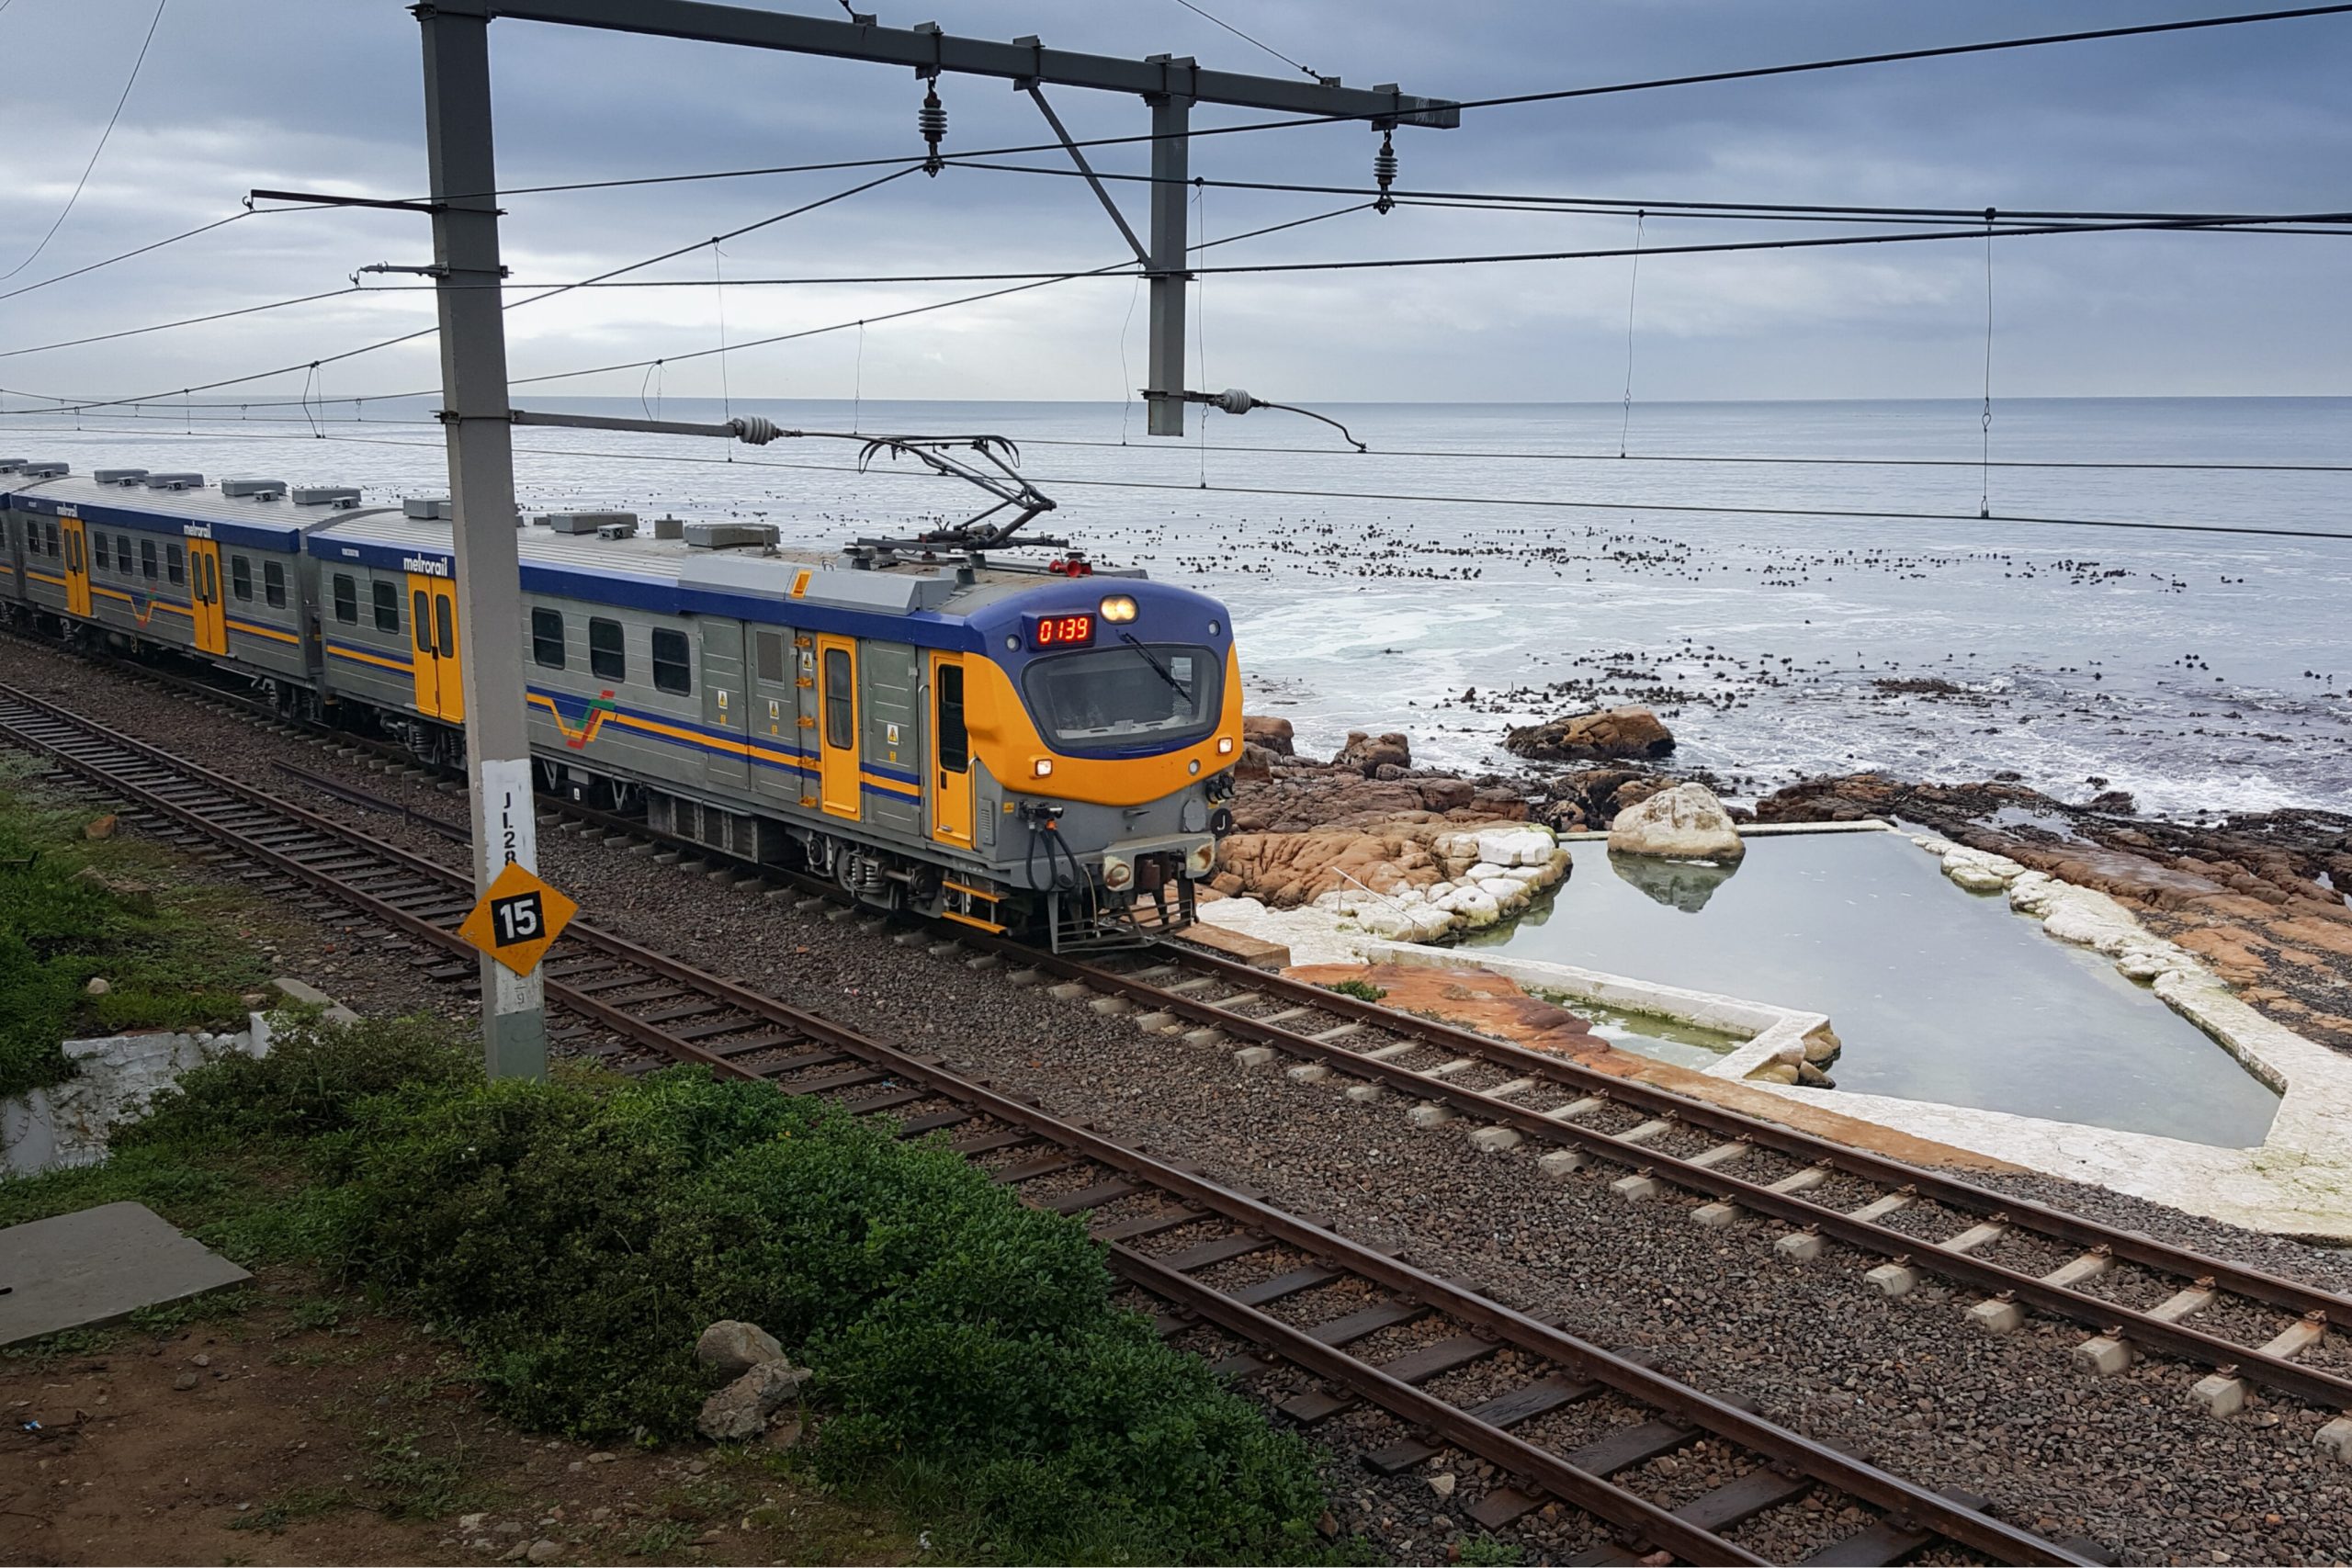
[5,636,2348,1565]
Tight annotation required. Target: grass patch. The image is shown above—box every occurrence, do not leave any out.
[0,1014,1343,1564]
[0,756,280,1096]
[228,1483,357,1533]
[1319,978,1386,1004]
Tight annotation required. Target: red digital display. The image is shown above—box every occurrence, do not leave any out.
[1029,613,1096,649]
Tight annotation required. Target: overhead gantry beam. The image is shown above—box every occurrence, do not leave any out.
[471,0,1456,436]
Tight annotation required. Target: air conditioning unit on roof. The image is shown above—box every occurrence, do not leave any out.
[292,487,363,507]
[220,478,287,500]
[143,471,205,490]
[95,468,149,485]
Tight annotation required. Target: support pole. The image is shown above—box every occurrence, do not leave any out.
[1144,92,1193,437]
[418,0,547,1080]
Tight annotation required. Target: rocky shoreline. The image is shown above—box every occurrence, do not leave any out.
[1208,704,2352,1060]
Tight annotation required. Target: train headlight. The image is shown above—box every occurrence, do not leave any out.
[1102,852,1136,891]
[1185,841,1216,877]
[1216,736,1235,755]
[1099,594,1138,623]
[1033,758,1054,778]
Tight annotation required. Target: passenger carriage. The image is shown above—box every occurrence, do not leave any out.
[2,457,1241,947]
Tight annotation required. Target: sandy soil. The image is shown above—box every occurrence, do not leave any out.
[0,1269,912,1568]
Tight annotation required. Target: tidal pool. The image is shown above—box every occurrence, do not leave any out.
[1462,831,2281,1147]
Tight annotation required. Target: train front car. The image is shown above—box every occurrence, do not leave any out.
[949,573,1240,946]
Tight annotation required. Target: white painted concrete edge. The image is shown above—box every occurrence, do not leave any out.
[1195,826,2352,1235]
[1359,941,1833,1081]
[1558,818,1894,842]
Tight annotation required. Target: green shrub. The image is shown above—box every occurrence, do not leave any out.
[1320,978,1386,1004]
[6,1016,1339,1562]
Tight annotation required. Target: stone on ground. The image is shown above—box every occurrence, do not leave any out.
[1607,782,1746,863]
[693,1319,785,1377]
[695,1359,810,1441]
[1504,705,1675,761]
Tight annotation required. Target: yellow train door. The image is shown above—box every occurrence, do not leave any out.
[429,579,464,721]
[60,518,91,617]
[817,634,860,820]
[405,573,464,720]
[928,652,973,848]
[187,540,227,654]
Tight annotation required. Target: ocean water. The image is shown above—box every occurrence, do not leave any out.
[11,395,2348,816]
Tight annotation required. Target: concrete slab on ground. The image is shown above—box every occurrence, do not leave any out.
[1178,920,1291,970]
[0,1201,251,1348]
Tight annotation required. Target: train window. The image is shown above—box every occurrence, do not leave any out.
[140,539,156,579]
[823,648,853,750]
[531,607,565,669]
[92,535,110,571]
[373,581,399,633]
[1020,643,1222,754]
[413,591,432,651]
[434,594,453,657]
[754,629,786,684]
[167,544,185,585]
[936,663,969,773]
[232,556,253,601]
[333,574,358,623]
[44,521,59,557]
[589,618,624,680]
[265,562,287,608]
[650,628,691,695]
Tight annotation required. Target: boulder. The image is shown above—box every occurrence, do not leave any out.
[1331,729,1411,775]
[695,1359,809,1442]
[1240,715,1295,756]
[1504,705,1675,762]
[694,1320,785,1378]
[1607,783,1746,863]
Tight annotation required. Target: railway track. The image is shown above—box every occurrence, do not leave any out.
[0,679,2112,1566]
[18,636,2347,1428]
[1021,941,2352,1424]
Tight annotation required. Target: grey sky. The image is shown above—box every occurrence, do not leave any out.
[3,0,2347,409]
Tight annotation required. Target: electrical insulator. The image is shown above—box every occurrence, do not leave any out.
[919,85,947,176]
[1373,129,1397,214]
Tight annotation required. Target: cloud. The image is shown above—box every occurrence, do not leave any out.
[2,0,2346,408]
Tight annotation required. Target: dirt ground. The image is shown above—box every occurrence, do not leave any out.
[0,1269,915,1568]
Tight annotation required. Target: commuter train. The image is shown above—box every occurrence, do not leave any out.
[0,457,1241,947]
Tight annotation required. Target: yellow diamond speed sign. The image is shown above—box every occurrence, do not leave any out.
[457,860,578,976]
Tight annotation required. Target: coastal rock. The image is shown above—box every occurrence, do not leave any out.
[695,1359,809,1442]
[1505,705,1675,762]
[1607,784,1746,863]
[1331,729,1412,775]
[694,1320,785,1378]
[1241,714,1295,756]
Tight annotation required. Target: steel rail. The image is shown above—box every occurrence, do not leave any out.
[1033,942,2352,1410]
[14,635,2336,1415]
[0,680,2094,1567]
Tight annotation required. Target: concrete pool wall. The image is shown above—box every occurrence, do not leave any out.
[1201,820,2352,1236]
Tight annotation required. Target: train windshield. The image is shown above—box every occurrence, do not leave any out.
[1023,642,1221,753]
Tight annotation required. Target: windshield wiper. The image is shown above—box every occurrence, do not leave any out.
[1118,633,1192,703]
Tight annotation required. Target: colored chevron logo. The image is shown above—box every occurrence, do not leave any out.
[533,689,618,750]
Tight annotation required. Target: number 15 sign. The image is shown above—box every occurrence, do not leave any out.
[457,861,580,976]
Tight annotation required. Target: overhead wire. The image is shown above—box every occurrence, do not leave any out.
[31,418,2352,544]
[377,5,2352,206]
[1168,0,1322,81]
[13,410,2349,477]
[1,0,171,282]
[0,211,262,304]
[0,165,925,417]
[0,198,1373,415]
